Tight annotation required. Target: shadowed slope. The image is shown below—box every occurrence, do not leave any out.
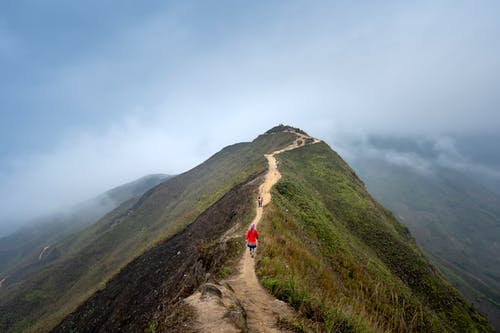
[52,172,260,333]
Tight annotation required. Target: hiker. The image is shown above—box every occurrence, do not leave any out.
[275,160,279,169]
[246,223,259,257]
[258,196,263,208]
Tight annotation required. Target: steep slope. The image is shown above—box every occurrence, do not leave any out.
[351,157,500,329]
[0,130,298,333]
[0,174,169,285]
[256,142,492,332]
[52,174,259,333]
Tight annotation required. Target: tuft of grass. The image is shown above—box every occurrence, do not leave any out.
[277,316,308,333]
[217,266,233,280]
[144,320,158,333]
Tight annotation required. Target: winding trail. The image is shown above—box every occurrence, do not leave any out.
[186,132,318,332]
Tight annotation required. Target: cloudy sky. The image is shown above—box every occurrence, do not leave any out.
[1,1,499,226]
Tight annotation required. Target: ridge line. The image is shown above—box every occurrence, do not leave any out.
[186,131,319,333]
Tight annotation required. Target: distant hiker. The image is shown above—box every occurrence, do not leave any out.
[258,196,263,208]
[246,223,259,257]
[275,161,279,169]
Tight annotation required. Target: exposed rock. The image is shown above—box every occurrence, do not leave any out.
[225,300,248,333]
[201,283,223,299]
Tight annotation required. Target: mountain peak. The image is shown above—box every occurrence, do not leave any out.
[265,124,309,136]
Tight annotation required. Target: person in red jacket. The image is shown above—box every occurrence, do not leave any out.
[246,223,259,257]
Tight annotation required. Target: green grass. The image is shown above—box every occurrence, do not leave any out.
[144,320,158,333]
[350,156,500,329]
[256,142,493,332]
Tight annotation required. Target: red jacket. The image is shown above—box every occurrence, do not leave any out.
[246,228,259,244]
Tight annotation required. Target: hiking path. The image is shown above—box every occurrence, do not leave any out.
[186,132,318,332]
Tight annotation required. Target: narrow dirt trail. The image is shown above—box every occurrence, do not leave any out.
[187,132,317,332]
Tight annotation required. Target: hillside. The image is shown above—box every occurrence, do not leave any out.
[0,174,169,285]
[51,168,260,333]
[350,157,500,329]
[0,126,493,332]
[256,142,492,332]
[0,129,298,333]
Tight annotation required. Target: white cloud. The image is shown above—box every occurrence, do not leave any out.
[333,132,500,183]
[0,114,217,222]
[433,136,500,179]
[1,1,500,226]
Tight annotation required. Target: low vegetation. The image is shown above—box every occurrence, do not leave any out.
[257,142,492,332]
[352,157,500,328]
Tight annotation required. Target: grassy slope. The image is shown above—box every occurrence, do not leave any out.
[0,132,297,333]
[0,174,169,283]
[351,158,500,328]
[257,142,492,332]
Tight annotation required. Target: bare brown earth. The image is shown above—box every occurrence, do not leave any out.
[186,133,318,332]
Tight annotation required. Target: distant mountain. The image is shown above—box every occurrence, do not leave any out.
[0,126,492,332]
[0,174,169,286]
[94,174,171,205]
[350,157,500,330]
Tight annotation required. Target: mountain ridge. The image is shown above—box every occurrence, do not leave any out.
[0,129,298,333]
[0,126,493,332]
